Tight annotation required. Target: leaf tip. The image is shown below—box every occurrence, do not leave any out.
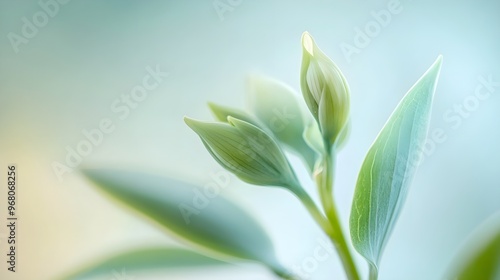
[429,55,443,76]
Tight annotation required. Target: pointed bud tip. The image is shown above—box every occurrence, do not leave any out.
[207,102,220,113]
[226,116,239,125]
[227,116,256,131]
[301,31,314,55]
[183,116,199,129]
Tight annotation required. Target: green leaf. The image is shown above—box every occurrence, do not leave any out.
[447,214,500,280]
[247,75,320,172]
[81,169,292,277]
[60,247,229,280]
[185,116,300,191]
[349,56,443,270]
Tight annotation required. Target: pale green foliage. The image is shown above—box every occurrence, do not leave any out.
[81,169,289,275]
[60,247,229,280]
[349,56,443,269]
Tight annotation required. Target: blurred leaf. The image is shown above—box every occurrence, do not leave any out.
[185,116,300,191]
[82,169,291,277]
[60,247,229,280]
[247,75,319,172]
[447,214,500,280]
[303,120,324,157]
[336,119,350,150]
[305,119,350,155]
[349,56,443,270]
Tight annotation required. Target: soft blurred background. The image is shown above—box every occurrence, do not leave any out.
[0,0,499,279]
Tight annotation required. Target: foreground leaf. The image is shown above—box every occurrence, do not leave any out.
[60,247,229,280]
[447,213,500,280]
[82,169,292,277]
[349,56,443,270]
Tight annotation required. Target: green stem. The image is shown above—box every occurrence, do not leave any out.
[325,210,360,280]
[317,145,361,280]
[294,178,359,280]
[294,187,332,235]
[369,263,378,280]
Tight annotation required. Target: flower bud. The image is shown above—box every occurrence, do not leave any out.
[300,32,350,147]
[184,116,300,191]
